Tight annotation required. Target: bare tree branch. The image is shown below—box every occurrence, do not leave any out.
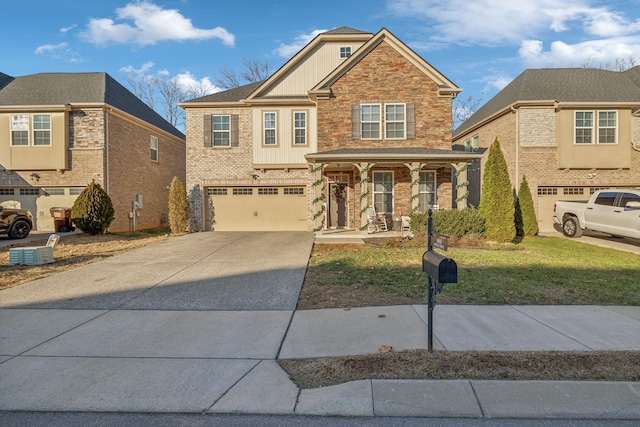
[453,93,485,128]
[215,66,241,90]
[241,58,270,83]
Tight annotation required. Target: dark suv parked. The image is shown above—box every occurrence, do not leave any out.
[0,206,33,239]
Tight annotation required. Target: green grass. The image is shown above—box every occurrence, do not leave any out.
[306,236,640,305]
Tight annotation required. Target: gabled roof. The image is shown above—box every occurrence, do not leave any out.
[244,27,374,102]
[0,72,14,90]
[310,28,460,97]
[185,80,264,104]
[453,66,640,138]
[0,72,184,139]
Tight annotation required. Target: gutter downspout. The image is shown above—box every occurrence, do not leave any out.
[104,107,110,194]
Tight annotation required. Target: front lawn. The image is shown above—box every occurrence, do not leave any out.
[299,236,640,308]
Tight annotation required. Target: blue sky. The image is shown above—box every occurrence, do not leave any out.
[2,0,640,107]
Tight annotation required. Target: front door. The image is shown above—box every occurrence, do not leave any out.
[329,183,347,228]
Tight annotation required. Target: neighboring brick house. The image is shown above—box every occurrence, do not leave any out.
[181,27,481,233]
[452,67,640,232]
[0,72,186,232]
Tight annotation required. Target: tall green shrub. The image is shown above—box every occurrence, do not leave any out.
[168,176,189,234]
[479,139,515,242]
[71,181,114,235]
[515,175,538,236]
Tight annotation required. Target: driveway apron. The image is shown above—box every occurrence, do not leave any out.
[0,231,315,413]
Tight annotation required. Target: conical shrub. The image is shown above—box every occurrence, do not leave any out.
[168,176,189,234]
[479,139,515,242]
[71,181,114,235]
[516,175,538,236]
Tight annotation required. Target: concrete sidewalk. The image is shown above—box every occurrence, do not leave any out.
[1,231,640,420]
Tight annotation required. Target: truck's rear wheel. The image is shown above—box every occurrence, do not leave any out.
[562,216,583,238]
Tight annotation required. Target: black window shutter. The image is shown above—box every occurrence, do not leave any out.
[230,114,239,147]
[351,105,361,139]
[204,115,212,146]
[407,104,416,139]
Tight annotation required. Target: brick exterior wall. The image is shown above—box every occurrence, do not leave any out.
[455,107,640,229]
[317,41,454,225]
[1,107,185,232]
[184,107,312,231]
[107,112,185,232]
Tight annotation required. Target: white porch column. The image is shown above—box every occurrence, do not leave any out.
[355,162,373,232]
[453,162,469,210]
[405,162,425,213]
[310,163,326,232]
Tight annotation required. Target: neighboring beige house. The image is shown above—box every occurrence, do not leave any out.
[453,67,640,232]
[181,27,481,233]
[0,72,186,232]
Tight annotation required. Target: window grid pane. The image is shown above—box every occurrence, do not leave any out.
[212,115,231,147]
[419,171,436,212]
[293,112,306,145]
[598,111,616,144]
[33,114,51,146]
[575,111,593,144]
[11,114,29,146]
[264,113,276,145]
[373,172,393,214]
[361,104,380,139]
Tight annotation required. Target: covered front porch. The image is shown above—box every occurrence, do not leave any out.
[305,148,482,234]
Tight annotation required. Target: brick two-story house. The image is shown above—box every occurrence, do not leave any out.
[0,72,186,232]
[453,67,640,232]
[181,27,481,233]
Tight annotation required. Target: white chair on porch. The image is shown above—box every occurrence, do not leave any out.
[366,207,388,233]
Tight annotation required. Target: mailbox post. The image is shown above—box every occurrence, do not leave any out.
[422,210,457,352]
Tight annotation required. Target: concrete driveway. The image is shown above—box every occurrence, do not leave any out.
[0,231,315,413]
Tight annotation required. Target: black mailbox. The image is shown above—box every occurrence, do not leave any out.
[422,250,457,284]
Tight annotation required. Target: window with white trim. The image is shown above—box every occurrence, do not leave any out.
[340,46,351,58]
[598,111,617,144]
[373,171,393,214]
[212,115,231,146]
[385,104,405,139]
[575,111,618,144]
[10,114,29,146]
[418,171,437,212]
[150,136,158,161]
[33,114,51,146]
[293,111,307,145]
[361,104,381,139]
[263,112,277,145]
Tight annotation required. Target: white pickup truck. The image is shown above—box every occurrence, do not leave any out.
[553,189,640,239]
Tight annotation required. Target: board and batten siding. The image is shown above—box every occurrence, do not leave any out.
[263,41,367,97]
[252,107,317,165]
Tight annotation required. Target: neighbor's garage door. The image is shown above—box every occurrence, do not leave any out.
[205,186,308,231]
[537,187,591,233]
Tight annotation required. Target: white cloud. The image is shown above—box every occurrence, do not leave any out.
[386,0,640,47]
[60,24,77,34]
[120,61,155,74]
[80,0,235,47]
[273,29,327,58]
[519,37,640,68]
[174,71,220,95]
[34,42,82,63]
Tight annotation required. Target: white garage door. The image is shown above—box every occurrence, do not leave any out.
[0,187,80,231]
[205,186,308,231]
[536,187,592,233]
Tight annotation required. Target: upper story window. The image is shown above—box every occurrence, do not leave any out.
[10,114,29,146]
[353,103,415,140]
[340,46,351,58]
[212,115,231,146]
[385,104,405,139]
[33,114,51,146]
[598,111,617,144]
[263,112,277,145]
[361,104,381,139]
[150,136,158,162]
[10,114,51,146]
[575,111,617,144]
[293,111,307,145]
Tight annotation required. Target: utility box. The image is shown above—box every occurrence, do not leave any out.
[422,250,458,284]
